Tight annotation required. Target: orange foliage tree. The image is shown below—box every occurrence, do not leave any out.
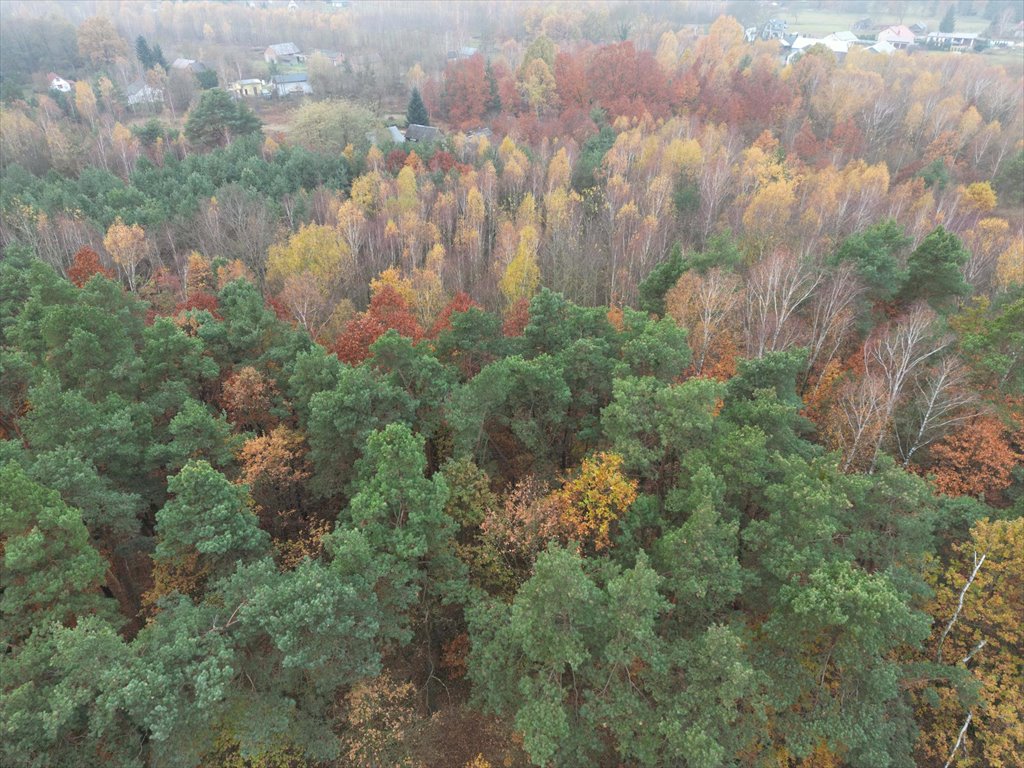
[928,416,1023,504]
[333,285,422,365]
[68,246,114,287]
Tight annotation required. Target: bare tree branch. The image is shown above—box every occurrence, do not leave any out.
[942,710,972,768]
[937,551,986,665]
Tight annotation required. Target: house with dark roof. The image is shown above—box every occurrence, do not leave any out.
[171,58,209,73]
[270,72,312,96]
[264,42,303,63]
[314,49,345,67]
[406,124,441,143]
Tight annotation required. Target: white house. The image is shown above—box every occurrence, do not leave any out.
[865,40,898,55]
[877,25,916,49]
[126,79,163,106]
[924,31,982,50]
[47,73,72,93]
[782,36,848,65]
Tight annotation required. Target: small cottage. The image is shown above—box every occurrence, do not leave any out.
[230,78,268,98]
[406,124,441,143]
[171,58,209,73]
[271,73,312,96]
[264,42,303,64]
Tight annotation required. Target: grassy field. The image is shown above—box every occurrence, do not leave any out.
[779,5,993,36]
[976,46,1024,75]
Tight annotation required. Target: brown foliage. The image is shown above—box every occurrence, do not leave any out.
[220,366,278,433]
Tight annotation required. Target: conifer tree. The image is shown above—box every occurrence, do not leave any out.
[406,87,429,126]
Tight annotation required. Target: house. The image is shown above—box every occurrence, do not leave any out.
[877,25,916,49]
[446,47,479,61]
[852,18,873,32]
[47,73,72,93]
[760,18,788,41]
[125,79,163,106]
[782,36,848,65]
[924,31,982,50]
[171,58,208,73]
[229,78,268,98]
[270,73,312,96]
[826,31,860,44]
[864,40,897,55]
[388,126,406,144]
[406,123,441,143]
[909,23,928,35]
[264,42,303,64]
[313,49,345,66]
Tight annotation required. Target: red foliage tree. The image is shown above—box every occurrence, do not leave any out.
[585,42,671,120]
[442,55,489,128]
[427,291,478,338]
[490,59,520,115]
[428,150,456,174]
[385,149,408,174]
[68,246,114,287]
[333,285,422,365]
[554,51,589,115]
[174,291,219,317]
[502,298,530,338]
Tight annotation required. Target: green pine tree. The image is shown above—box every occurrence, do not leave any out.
[406,87,429,126]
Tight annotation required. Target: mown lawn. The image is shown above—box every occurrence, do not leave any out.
[778,5,992,36]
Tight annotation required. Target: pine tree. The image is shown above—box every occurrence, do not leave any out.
[406,87,429,126]
[485,59,502,115]
[940,4,956,32]
[135,35,154,69]
[152,43,167,70]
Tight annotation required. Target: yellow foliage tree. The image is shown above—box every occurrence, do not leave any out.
[995,235,1023,290]
[499,225,541,306]
[915,518,1024,767]
[960,181,998,215]
[396,165,418,212]
[555,452,638,551]
[546,147,571,193]
[370,266,417,308]
[266,223,353,296]
[74,80,98,125]
[103,217,149,291]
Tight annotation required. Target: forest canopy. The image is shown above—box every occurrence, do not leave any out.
[1,1,1022,767]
